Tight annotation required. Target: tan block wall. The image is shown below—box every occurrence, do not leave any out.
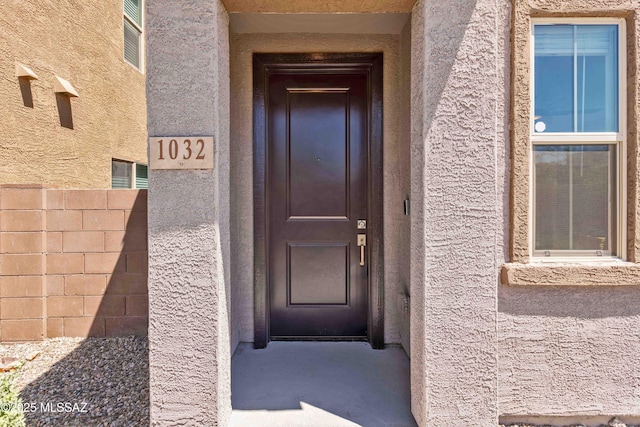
[0,187,148,341]
[0,1,147,188]
[0,186,46,341]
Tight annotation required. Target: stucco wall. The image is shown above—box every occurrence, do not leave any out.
[146,0,231,425]
[410,0,509,425]
[499,0,640,421]
[1,0,147,188]
[398,20,412,355]
[229,30,412,348]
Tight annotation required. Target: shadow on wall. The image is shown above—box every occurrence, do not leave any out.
[55,94,73,129]
[417,0,481,136]
[18,78,34,108]
[20,192,150,425]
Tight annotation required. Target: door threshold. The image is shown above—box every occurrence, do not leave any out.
[270,336,368,342]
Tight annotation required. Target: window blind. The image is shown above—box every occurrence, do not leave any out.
[135,164,148,189]
[112,160,132,189]
[535,25,617,55]
[124,0,141,26]
[124,19,140,69]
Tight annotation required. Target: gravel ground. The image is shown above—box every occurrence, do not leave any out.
[0,336,149,426]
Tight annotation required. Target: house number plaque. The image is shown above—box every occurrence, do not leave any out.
[149,136,214,170]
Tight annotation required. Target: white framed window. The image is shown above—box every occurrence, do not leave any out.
[124,0,143,70]
[530,18,626,260]
[112,159,148,189]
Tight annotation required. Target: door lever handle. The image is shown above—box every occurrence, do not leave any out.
[357,234,367,267]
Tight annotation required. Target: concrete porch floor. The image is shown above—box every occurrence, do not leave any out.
[230,341,416,427]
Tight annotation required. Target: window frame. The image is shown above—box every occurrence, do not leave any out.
[529,17,627,262]
[123,0,144,71]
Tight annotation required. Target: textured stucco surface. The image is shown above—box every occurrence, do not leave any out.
[499,285,640,417]
[501,1,640,419]
[146,0,231,425]
[222,0,416,13]
[500,415,640,427]
[410,0,509,425]
[1,0,146,188]
[502,262,640,286]
[398,20,412,355]
[229,32,411,347]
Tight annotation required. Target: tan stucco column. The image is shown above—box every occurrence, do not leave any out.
[146,0,232,425]
[409,0,510,425]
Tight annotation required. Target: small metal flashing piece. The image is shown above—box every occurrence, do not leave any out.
[15,63,38,80]
[53,76,79,97]
[403,199,410,215]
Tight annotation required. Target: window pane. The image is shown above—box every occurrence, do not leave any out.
[124,18,141,69]
[535,53,574,132]
[534,145,615,253]
[124,0,141,26]
[112,160,132,189]
[534,24,618,133]
[135,164,148,189]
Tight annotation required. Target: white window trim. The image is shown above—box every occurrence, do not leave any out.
[123,0,144,72]
[529,17,627,262]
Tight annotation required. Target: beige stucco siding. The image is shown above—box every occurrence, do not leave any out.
[229,31,412,350]
[410,0,509,424]
[1,0,147,188]
[146,0,232,424]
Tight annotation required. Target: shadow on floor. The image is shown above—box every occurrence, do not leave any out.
[19,336,149,426]
[230,341,416,427]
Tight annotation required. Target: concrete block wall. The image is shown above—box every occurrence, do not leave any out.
[0,185,46,341]
[0,186,148,341]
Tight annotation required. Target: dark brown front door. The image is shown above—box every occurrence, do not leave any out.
[268,71,368,339]
[254,53,384,347]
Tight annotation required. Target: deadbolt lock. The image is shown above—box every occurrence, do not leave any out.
[357,219,367,229]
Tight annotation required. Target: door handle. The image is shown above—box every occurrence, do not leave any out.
[357,234,366,267]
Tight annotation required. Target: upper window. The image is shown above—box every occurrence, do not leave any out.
[531,19,626,259]
[112,159,148,189]
[124,0,142,70]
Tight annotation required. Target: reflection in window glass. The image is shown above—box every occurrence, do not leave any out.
[135,164,148,189]
[534,145,616,254]
[112,160,132,189]
[534,24,618,133]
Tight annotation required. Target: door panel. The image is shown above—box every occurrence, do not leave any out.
[269,71,368,338]
[288,243,349,306]
[288,90,349,219]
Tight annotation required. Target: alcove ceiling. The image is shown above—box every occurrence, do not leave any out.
[229,13,410,34]
[221,0,416,13]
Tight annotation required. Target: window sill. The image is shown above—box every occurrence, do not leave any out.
[501,261,640,286]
